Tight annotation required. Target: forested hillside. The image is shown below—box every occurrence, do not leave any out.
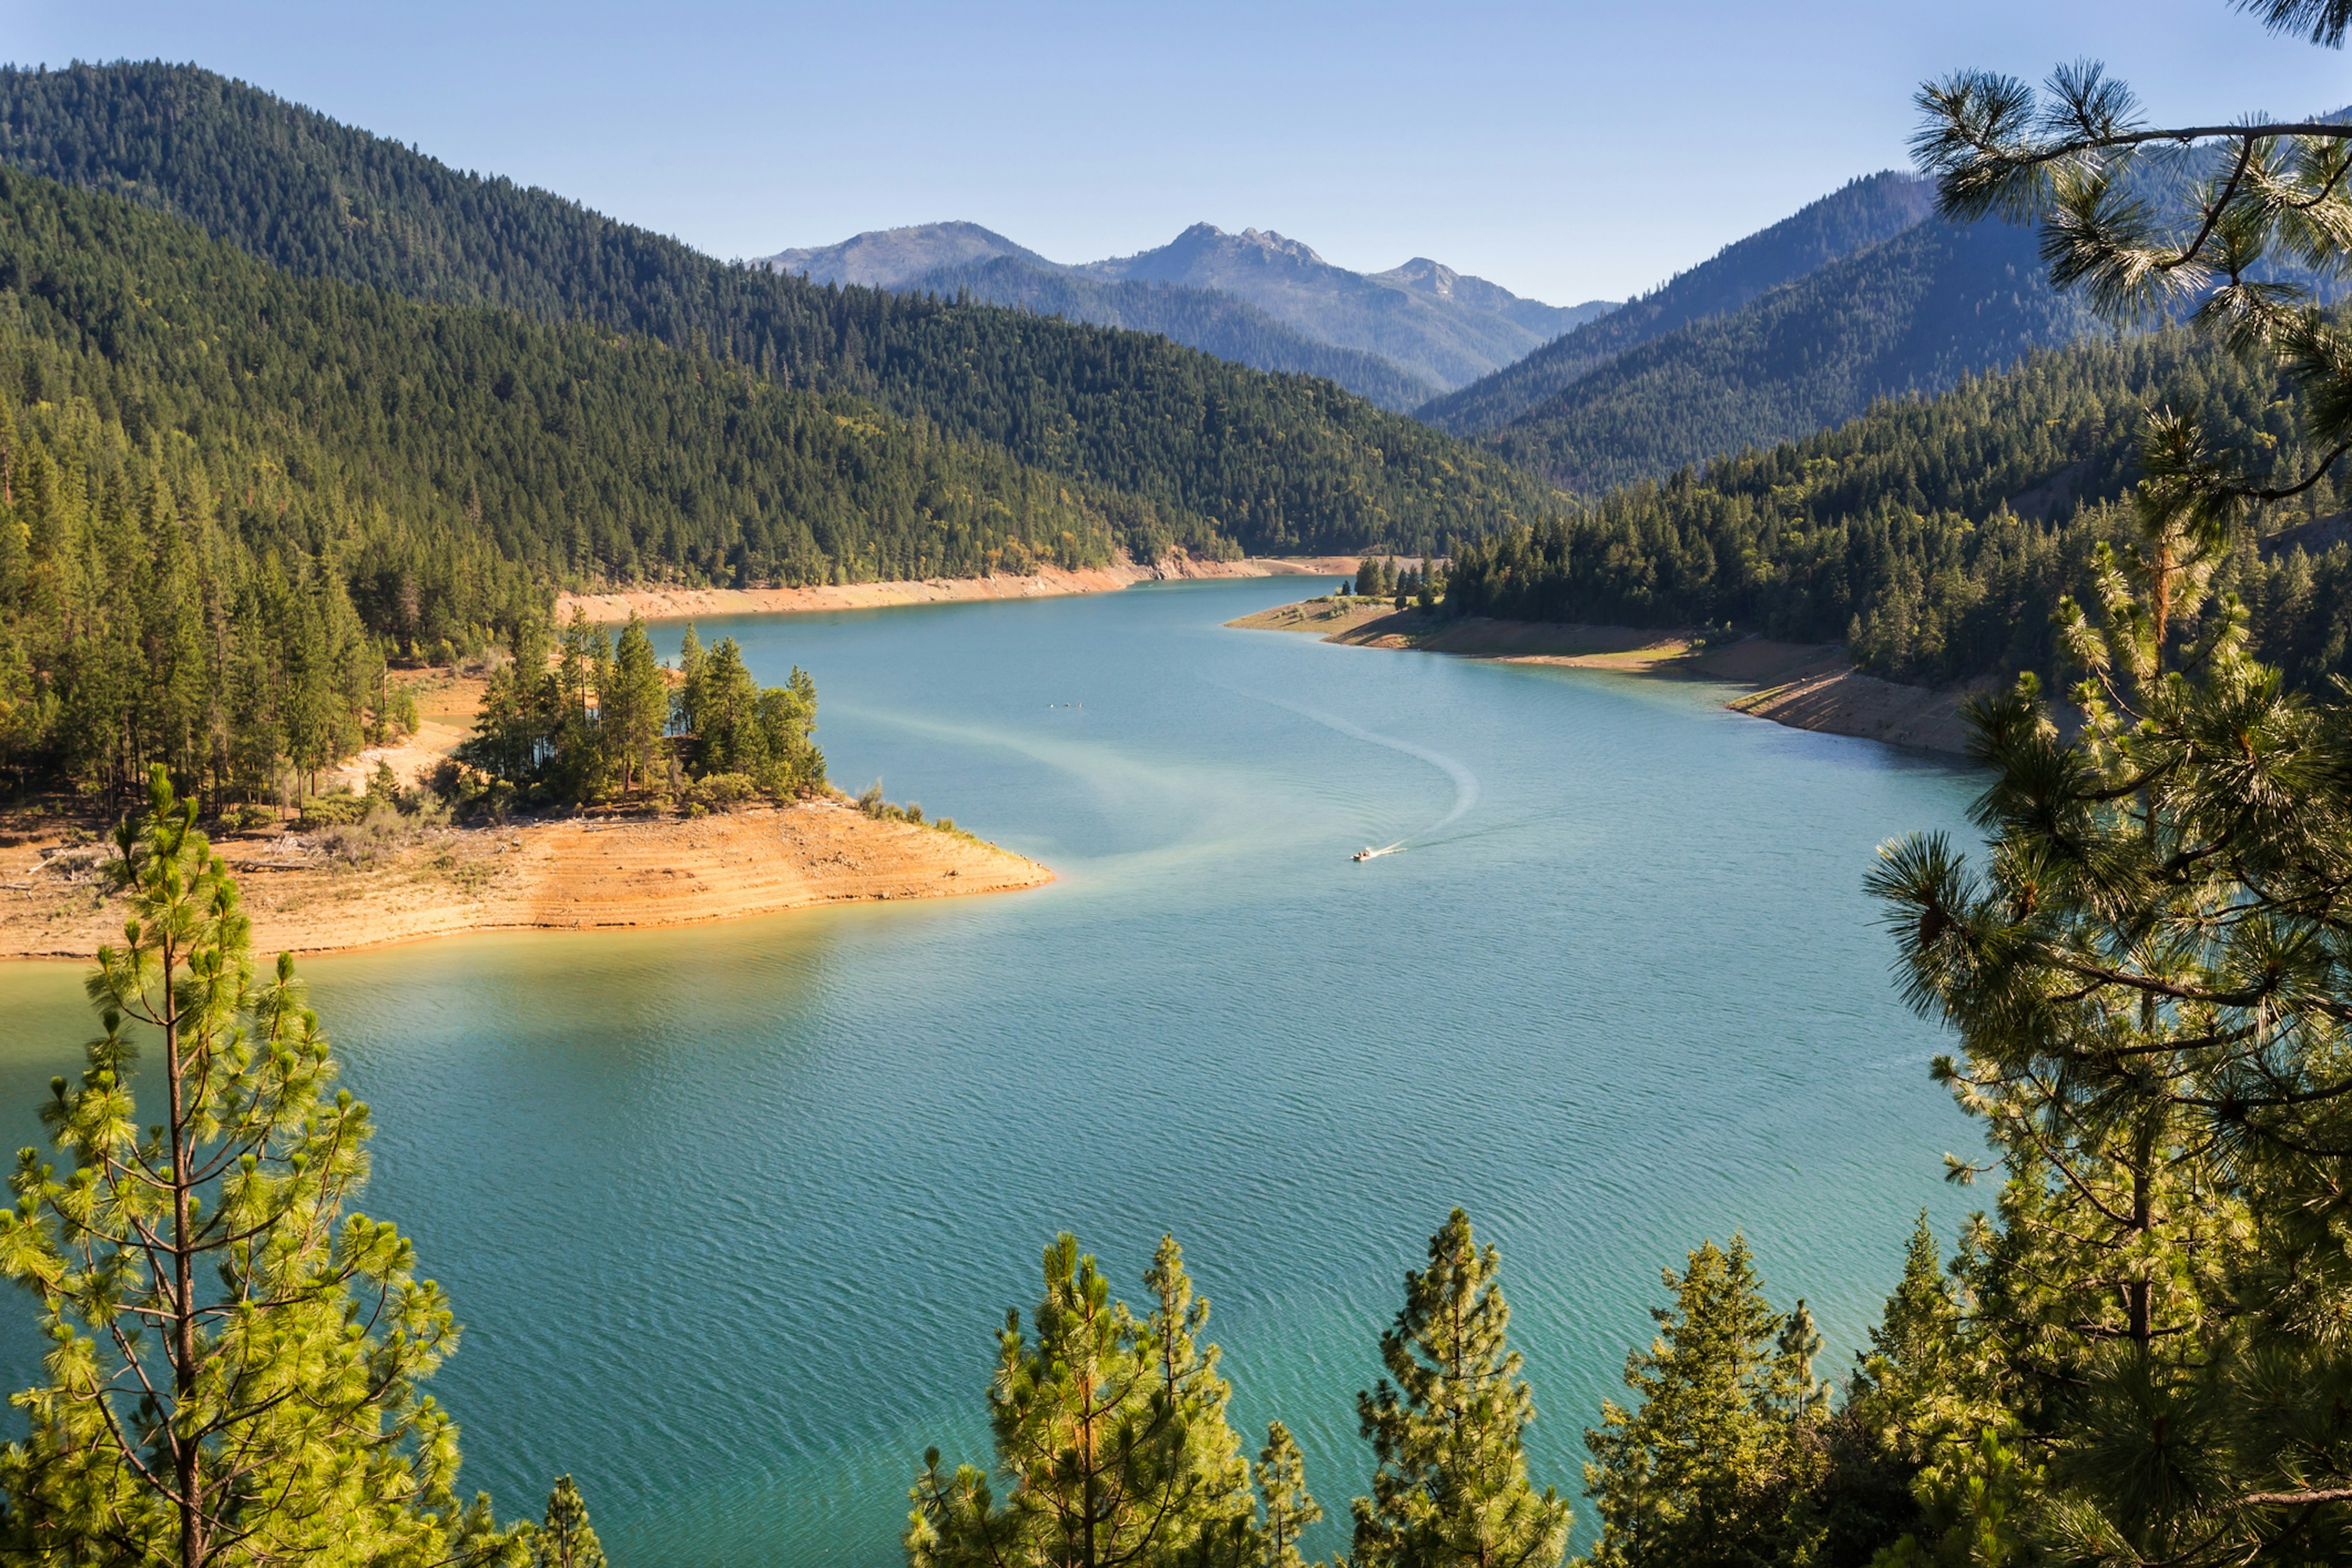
[1446,328,2352,688]
[0,61,1561,556]
[1478,216,2097,492]
[0,167,1189,591]
[1418,172,1937,434]
[0,163,1218,799]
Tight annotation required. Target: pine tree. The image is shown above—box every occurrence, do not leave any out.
[1350,1209,1570,1568]
[605,614,668,797]
[1255,1422,1320,1568]
[0,766,526,1568]
[1844,1214,1963,1470]
[1578,1235,1825,1568]
[533,1476,605,1568]
[1828,1229,2003,1568]
[1866,414,2352,1556]
[1799,1220,1965,1568]
[690,638,766,777]
[459,622,542,786]
[756,666,823,796]
[0,388,15,508]
[673,624,706,736]
[1763,1300,1825,1426]
[548,608,607,801]
[908,1232,1254,1568]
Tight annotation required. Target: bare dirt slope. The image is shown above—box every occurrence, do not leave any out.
[1228,597,1973,755]
[1231,600,1688,664]
[558,554,1357,625]
[1728,668,1980,755]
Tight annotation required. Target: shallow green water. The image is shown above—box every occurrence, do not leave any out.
[0,579,1983,1564]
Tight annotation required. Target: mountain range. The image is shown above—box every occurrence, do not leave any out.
[763,175,2114,490]
[763,221,1612,409]
[1451,146,2352,490]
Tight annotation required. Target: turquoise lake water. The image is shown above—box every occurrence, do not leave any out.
[0,578,1983,1564]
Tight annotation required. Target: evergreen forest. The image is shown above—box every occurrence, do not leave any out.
[1446,326,2352,690]
[0,163,1199,800]
[0,62,1567,559]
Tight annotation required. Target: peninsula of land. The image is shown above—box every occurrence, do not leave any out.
[0,670,1051,960]
[1226,597,1977,756]
[0,802,1052,960]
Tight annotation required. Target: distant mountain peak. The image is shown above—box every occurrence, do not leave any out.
[1376,257,1462,300]
[1371,257,1615,345]
[1126,222,1330,273]
[1233,225,1324,263]
[1075,224,1605,386]
[756,221,1052,289]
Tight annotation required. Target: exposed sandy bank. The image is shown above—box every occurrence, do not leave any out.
[0,802,1053,959]
[1230,599,1703,667]
[0,664,1052,961]
[557,553,1355,625]
[1727,669,1980,755]
[1227,597,1973,756]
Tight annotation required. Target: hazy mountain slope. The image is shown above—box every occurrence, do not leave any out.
[760,221,1049,287]
[1483,216,2100,492]
[901,255,1443,409]
[759,219,1605,401]
[755,221,1436,406]
[1085,223,1581,388]
[1420,172,1938,434]
[1371,257,1611,340]
[0,61,1566,557]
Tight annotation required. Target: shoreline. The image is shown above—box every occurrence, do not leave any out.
[1225,597,1977,757]
[0,799,1054,960]
[0,661,1057,961]
[557,553,1355,625]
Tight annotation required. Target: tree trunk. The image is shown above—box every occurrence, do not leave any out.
[164,928,203,1568]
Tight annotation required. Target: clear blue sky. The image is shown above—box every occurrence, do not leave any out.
[4,0,2345,304]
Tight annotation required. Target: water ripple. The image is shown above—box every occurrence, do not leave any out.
[0,580,1985,1566]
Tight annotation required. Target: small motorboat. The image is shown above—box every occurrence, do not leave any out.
[1352,847,1374,862]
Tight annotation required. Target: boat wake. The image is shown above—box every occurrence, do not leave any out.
[1219,684,1479,854]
